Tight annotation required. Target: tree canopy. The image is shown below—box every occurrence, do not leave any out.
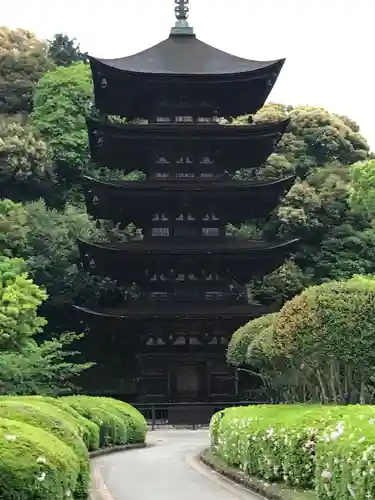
[0,27,53,114]
[48,33,88,67]
[31,62,92,180]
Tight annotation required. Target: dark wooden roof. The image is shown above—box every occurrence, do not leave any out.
[88,117,290,139]
[73,302,279,321]
[78,237,300,285]
[78,238,299,256]
[89,35,285,117]
[83,175,296,225]
[83,175,295,192]
[91,35,283,76]
[87,118,289,172]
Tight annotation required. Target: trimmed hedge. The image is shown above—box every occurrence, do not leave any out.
[63,396,147,444]
[211,404,375,500]
[0,417,80,500]
[0,396,147,500]
[0,400,89,499]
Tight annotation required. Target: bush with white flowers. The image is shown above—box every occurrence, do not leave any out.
[0,395,147,500]
[210,404,375,499]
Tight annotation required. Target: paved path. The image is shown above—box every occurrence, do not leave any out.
[91,429,259,500]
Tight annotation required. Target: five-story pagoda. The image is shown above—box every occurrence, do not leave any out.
[75,0,299,404]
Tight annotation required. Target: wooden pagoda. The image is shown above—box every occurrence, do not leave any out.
[74,0,298,405]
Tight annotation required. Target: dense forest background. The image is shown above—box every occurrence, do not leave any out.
[1,27,375,398]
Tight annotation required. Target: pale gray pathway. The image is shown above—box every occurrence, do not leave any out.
[92,429,258,500]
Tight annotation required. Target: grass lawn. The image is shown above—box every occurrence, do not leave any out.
[200,448,316,500]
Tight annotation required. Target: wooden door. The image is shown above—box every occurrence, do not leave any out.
[172,362,207,402]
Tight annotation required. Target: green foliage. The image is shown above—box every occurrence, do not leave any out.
[62,395,147,447]
[227,313,277,367]
[230,276,375,404]
[0,198,129,328]
[48,33,87,67]
[0,400,89,499]
[64,396,147,444]
[211,404,375,500]
[350,159,375,218]
[0,256,47,351]
[0,396,146,500]
[232,105,373,305]
[0,253,93,395]
[31,62,92,175]
[0,27,53,113]
[274,277,375,403]
[0,332,94,396]
[0,116,56,202]
[18,396,100,450]
[0,417,80,500]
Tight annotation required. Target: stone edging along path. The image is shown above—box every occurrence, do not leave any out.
[200,448,285,500]
[89,442,146,459]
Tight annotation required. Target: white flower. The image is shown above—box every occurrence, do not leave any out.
[347,484,356,497]
[36,456,47,464]
[369,419,375,425]
[321,470,332,480]
[37,472,46,482]
[66,490,71,498]
[4,434,16,442]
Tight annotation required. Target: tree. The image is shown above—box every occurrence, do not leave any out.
[48,33,87,67]
[229,276,375,404]
[227,313,304,402]
[0,331,93,395]
[0,116,56,202]
[273,277,375,403]
[0,255,93,395]
[350,159,375,218]
[30,62,92,181]
[0,256,46,351]
[0,199,136,333]
[0,27,53,113]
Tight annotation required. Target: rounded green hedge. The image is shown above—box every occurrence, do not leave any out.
[0,417,80,500]
[20,396,101,451]
[0,395,147,499]
[64,396,147,444]
[62,396,129,447]
[0,400,90,500]
[211,404,375,500]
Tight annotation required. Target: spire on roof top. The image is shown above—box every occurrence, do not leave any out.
[170,0,194,36]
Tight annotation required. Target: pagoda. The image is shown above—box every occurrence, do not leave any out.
[74,0,299,404]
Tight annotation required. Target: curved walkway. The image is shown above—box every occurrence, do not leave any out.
[91,429,260,500]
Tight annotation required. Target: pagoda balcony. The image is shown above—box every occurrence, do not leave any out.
[90,34,284,118]
[83,175,295,225]
[77,237,300,285]
[87,117,289,173]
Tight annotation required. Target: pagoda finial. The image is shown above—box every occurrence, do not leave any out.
[170,0,194,36]
[175,0,189,21]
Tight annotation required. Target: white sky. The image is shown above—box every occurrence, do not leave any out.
[3,0,375,151]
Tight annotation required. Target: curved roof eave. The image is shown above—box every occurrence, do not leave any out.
[82,175,296,191]
[89,36,285,77]
[77,237,300,254]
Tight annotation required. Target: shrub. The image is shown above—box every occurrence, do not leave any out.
[0,417,80,500]
[274,279,375,403]
[0,400,89,499]
[211,404,375,499]
[67,396,147,443]
[1,395,100,451]
[62,396,129,447]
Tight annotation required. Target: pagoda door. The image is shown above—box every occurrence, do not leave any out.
[171,361,207,402]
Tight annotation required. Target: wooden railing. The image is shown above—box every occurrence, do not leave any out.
[133,401,263,429]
